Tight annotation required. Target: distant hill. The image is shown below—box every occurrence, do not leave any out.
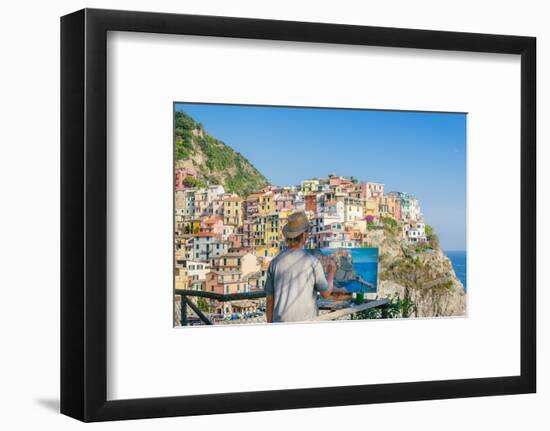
[174,110,269,197]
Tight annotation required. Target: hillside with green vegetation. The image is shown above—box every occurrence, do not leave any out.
[174,110,269,197]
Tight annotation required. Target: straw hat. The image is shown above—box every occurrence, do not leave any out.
[282,211,310,239]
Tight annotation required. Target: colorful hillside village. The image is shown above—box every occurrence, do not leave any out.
[174,169,426,322]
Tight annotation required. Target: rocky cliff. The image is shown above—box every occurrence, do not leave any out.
[365,222,466,318]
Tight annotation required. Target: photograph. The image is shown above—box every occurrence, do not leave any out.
[173,103,467,326]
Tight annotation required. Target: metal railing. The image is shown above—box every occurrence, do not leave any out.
[175,289,389,326]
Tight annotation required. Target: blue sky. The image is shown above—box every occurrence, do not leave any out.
[175,103,467,250]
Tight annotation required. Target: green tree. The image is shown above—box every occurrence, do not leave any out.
[425,224,439,247]
[196,297,210,313]
[183,176,207,188]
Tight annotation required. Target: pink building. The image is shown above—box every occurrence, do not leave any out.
[174,167,198,191]
[198,216,224,236]
[274,194,295,213]
[228,232,244,251]
[329,175,354,188]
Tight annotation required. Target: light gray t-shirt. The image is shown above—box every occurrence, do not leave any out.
[264,249,329,323]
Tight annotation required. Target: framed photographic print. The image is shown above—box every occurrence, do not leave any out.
[61,8,536,422]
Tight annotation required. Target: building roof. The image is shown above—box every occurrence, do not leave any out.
[216,251,251,258]
[194,232,222,238]
[223,196,243,202]
[209,269,243,276]
[201,216,223,225]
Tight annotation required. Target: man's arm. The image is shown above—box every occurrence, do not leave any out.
[313,258,336,299]
[264,262,275,323]
[319,260,336,299]
[266,295,274,323]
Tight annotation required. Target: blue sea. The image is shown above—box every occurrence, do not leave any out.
[445,250,467,291]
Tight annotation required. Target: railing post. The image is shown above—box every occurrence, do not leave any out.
[186,297,213,325]
[180,295,188,326]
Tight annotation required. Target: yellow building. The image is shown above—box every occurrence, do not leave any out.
[181,219,201,234]
[364,197,380,218]
[223,195,244,226]
[174,265,189,290]
[344,202,364,222]
[254,213,281,258]
[301,179,319,193]
[258,192,275,215]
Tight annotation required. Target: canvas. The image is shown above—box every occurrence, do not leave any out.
[173,103,467,326]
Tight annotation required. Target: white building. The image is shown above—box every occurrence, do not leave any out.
[179,185,226,220]
[185,260,210,290]
[308,215,342,248]
[294,192,305,211]
[319,200,345,222]
[321,224,361,248]
[403,222,426,243]
[191,233,229,262]
[409,197,423,222]
[344,202,364,222]
[221,224,235,241]
[365,182,385,199]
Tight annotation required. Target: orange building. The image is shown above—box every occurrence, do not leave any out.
[305,193,318,213]
[378,195,401,220]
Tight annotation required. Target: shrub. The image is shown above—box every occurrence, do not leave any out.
[351,293,417,320]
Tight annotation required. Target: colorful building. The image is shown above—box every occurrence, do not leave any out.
[191,233,228,262]
[254,213,281,258]
[210,251,260,277]
[174,167,197,191]
[258,192,275,215]
[402,222,426,243]
[344,201,364,222]
[305,193,318,214]
[365,182,385,199]
[223,195,244,226]
[364,197,380,219]
[301,179,319,193]
[378,195,401,220]
[274,193,295,213]
[199,216,224,236]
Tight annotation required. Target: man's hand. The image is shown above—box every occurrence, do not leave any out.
[319,259,337,299]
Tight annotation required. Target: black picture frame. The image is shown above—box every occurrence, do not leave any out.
[61,8,536,422]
